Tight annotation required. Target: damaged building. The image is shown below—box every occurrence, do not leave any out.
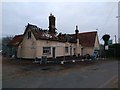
[9,14,100,60]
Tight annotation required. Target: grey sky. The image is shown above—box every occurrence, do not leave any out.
[2,1,118,44]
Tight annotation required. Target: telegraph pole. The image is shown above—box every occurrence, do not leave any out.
[116,15,120,43]
[115,35,117,44]
[116,1,120,43]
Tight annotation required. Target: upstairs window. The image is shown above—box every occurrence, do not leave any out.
[65,47,69,53]
[43,47,51,55]
[27,32,31,39]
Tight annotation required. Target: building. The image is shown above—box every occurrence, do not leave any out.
[9,14,100,60]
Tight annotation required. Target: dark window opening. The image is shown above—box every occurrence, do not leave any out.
[43,47,51,55]
[65,47,69,53]
[28,32,31,39]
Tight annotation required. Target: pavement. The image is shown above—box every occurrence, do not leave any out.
[2,56,119,88]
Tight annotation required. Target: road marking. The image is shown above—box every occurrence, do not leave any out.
[98,75,118,88]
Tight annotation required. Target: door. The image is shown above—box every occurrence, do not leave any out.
[81,48,83,56]
[52,47,56,58]
[73,48,76,55]
[70,46,72,56]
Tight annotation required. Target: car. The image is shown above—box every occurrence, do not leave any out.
[83,54,91,59]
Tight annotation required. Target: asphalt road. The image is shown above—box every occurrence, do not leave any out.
[2,57,119,88]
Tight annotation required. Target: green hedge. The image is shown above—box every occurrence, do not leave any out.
[107,44,120,58]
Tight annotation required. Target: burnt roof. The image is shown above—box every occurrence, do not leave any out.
[10,24,97,47]
[25,23,67,42]
[8,34,23,47]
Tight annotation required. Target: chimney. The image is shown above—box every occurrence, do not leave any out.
[49,13,56,34]
[75,25,80,56]
[75,25,79,39]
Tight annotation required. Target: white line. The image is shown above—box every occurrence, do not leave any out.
[98,75,118,88]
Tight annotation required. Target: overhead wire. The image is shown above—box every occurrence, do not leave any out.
[97,2,117,42]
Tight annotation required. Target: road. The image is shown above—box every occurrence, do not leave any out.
[2,57,119,88]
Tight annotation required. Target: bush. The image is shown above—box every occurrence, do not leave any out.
[107,44,120,58]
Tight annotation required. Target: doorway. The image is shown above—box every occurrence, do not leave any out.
[52,47,56,58]
[70,46,72,56]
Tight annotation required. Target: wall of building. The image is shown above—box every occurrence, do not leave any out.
[82,47,94,55]
[94,35,100,50]
[17,29,37,59]
[36,40,78,58]
[17,30,99,59]
[82,35,100,56]
[17,31,80,59]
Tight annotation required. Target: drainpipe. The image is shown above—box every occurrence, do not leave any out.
[77,39,80,56]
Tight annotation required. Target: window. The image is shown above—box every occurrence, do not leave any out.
[28,32,31,39]
[43,47,51,55]
[65,47,69,53]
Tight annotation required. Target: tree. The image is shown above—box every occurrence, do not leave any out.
[102,34,110,45]
[2,36,13,56]
[102,34,110,57]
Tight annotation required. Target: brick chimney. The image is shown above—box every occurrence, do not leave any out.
[49,13,56,34]
[75,25,79,39]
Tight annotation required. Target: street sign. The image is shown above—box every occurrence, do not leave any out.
[105,45,109,50]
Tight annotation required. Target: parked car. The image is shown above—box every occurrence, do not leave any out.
[82,54,92,62]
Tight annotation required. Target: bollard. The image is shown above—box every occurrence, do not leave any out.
[89,59,92,61]
[72,60,75,63]
[61,61,64,64]
[82,59,84,62]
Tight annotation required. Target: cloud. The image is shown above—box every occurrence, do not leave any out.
[2,2,118,43]
[0,3,2,38]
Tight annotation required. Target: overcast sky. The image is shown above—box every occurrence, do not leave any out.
[2,1,119,44]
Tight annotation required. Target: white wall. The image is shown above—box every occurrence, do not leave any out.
[17,29,37,59]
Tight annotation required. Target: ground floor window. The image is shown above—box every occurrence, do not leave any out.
[65,47,69,53]
[43,47,51,55]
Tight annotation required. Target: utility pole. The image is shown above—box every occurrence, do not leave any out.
[115,35,117,44]
[116,1,120,43]
[116,15,120,43]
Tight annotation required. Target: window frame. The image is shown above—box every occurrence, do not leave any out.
[27,31,31,39]
[43,47,51,55]
[65,46,69,53]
